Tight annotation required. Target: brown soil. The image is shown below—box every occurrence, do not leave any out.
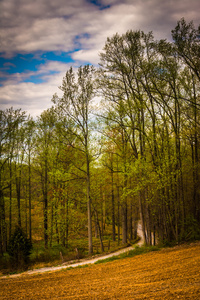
[0,242,200,299]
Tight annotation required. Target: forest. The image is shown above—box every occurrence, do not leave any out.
[0,18,200,268]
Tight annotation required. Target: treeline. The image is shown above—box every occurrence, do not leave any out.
[0,18,200,256]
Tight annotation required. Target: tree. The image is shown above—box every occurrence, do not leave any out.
[14,121,26,227]
[35,109,56,248]
[172,18,200,82]
[98,25,200,245]
[172,18,200,224]
[98,30,155,244]
[0,108,26,255]
[52,65,96,254]
[8,226,32,270]
[24,116,35,242]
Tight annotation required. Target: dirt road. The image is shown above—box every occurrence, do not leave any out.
[1,241,200,299]
[1,224,144,278]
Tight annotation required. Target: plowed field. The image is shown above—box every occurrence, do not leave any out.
[1,242,200,299]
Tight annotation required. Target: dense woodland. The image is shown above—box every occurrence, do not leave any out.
[0,19,200,260]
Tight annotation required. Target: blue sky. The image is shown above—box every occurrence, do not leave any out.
[0,52,73,84]
[0,0,199,117]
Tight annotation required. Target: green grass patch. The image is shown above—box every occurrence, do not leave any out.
[75,264,89,269]
[94,245,161,265]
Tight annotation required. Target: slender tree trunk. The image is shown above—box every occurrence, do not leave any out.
[122,202,127,244]
[50,201,53,248]
[94,216,98,238]
[25,186,28,235]
[44,158,48,249]
[65,193,69,248]
[111,164,115,241]
[129,202,133,241]
[9,159,12,240]
[121,131,128,245]
[192,76,199,222]
[94,209,104,252]
[146,203,152,245]
[0,214,2,256]
[86,157,93,254]
[122,173,127,244]
[102,192,106,232]
[117,186,120,245]
[55,208,59,244]
[139,190,147,244]
[28,152,32,242]
[16,175,21,227]
[0,189,7,253]
[116,158,121,245]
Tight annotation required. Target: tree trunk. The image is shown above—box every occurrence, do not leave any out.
[111,166,115,241]
[16,175,21,227]
[28,152,32,242]
[86,158,93,254]
[9,159,12,240]
[122,202,127,244]
[117,188,120,245]
[50,201,53,247]
[44,158,48,249]
[94,210,104,252]
[0,189,7,253]
[65,194,69,248]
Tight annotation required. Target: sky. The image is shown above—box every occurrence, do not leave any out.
[0,0,199,118]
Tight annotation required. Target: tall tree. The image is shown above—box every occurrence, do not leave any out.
[24,116,35,242]
[35,109,56,248]
[172,18,200,224]
[98,30,153,243]
[0,108,26,254]
[172,18,200,82]
[52,65,96,254]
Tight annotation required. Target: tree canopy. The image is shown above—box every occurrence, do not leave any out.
[0,19,200,262]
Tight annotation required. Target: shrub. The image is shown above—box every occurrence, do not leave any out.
[7,226,32,270]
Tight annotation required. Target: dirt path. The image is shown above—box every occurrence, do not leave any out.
[1,241,200,299]
[2,224,144,278]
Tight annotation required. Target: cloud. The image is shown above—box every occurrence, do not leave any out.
[70,0,200,63]
[0,79,62,118]
[1,0,199,58]
[72,49,100,65]
[0,61,74,117]
[1,60,67,85]
[0,0,97,56]
[1,0,200,117]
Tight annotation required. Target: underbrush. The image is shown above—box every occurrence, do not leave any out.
[30,237,132,269]
[0,237,137,275]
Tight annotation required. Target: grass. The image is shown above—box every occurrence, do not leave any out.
[0,238,144,275]
[94,245,160,264]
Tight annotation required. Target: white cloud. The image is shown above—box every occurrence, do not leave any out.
[0,81,59,118]
[70,0,200,63]
[0,0,96,56]
[1,0,199,57]
[72,49,100,65]
[1,0,200,117]
[0,61,74,117]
